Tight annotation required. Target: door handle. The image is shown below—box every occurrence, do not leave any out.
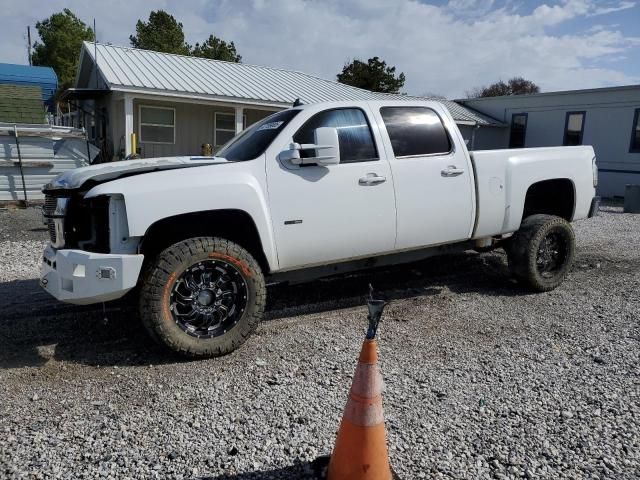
[359,174,387,186]
[441,165,465,177]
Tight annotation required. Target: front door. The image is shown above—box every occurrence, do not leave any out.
[372,104,475,249]
[267,107,396,270]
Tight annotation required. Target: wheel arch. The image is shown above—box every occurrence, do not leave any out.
[139,209,271,272]
[521,178,576,223]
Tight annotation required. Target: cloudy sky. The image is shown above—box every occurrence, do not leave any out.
[1,0,639,98]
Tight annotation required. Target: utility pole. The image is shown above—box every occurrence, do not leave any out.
[93,19,98,89]
[27,26,32,66]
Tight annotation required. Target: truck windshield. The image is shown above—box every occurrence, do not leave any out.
[217,109,301,161]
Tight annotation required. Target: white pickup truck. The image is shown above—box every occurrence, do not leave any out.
[41,100,599,357]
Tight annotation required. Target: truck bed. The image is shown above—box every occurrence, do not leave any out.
[469,146,596,239]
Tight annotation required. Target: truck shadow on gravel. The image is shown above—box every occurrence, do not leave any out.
[264,251,517,320]
[201,457,328,480]
[199,456,398,480]
[1,249,600,370]
[0,278,158,369]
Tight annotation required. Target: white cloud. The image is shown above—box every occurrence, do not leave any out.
[0,0,638,98]
[590,0,636,16]
[447,0,496,16]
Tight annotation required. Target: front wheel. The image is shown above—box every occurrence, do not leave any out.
[506,214,576,292]
[139,237,266,358]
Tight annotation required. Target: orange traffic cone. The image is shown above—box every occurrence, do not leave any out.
[327,287,395,480]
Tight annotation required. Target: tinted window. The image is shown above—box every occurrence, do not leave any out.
[293,108,378,163]
[631,108,640,153]
[509,113,527,148]
[380,107,451,157]
[217,109,300,161]
[563,112,586,146]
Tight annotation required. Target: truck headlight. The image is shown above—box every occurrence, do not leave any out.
[592,156,598,188]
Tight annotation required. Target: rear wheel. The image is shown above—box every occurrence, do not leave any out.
[139,237,265,358]
[506,214,575,292]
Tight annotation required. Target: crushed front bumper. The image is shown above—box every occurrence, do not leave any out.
[40,246,144,305]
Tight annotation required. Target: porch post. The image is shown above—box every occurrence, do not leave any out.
[234,106,244,134]
[124,94,134,156]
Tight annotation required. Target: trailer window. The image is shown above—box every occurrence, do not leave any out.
[630,108,640,153]
[380,107,451,157]
[563,112,586,146]
[509,113,527,148]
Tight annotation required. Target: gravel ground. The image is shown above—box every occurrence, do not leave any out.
[0,203,639,479]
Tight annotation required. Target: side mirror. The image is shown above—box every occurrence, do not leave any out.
[279,144,302,163]
[313,127,340,166]
[278,127,340,166]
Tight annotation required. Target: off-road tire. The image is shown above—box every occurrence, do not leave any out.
[139,237,265,358]
[506,214,575,292]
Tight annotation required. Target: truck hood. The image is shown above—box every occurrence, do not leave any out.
[44,156,230,192]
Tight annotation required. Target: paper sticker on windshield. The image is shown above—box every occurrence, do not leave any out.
[257,121,284,131]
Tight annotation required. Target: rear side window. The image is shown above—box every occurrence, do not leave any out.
[293,108,378,163]
[380,107,451,157]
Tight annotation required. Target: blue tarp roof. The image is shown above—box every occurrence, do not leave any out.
[0,63,57,105]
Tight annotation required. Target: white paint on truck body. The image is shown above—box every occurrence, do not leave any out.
[39,100,597,305]
[471,146,595,238]
[265,101,398,270]
[367,100,477,250]
[85,158,279,270]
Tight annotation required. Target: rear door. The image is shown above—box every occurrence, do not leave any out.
[371,103,475,250]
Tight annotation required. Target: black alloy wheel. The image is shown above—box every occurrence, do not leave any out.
[139,237,266,358]
[506,214,576,292]
[170,260,248,339]
[535,231,569,279]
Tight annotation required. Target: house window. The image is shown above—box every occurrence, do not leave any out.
[215,112,246,147]
[630,108,640,153]
[139,105,175,144]
[509,113,527,148]
[563,111,586,146]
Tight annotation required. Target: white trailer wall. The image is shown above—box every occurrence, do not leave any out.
[460,86,640,197]
[0,125,98,201]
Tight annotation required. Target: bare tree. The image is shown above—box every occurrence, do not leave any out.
[466,77,540,98]
[419,91,447,100]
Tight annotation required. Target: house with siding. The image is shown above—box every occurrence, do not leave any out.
[458,86,640,197]
[66,41,505,161]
